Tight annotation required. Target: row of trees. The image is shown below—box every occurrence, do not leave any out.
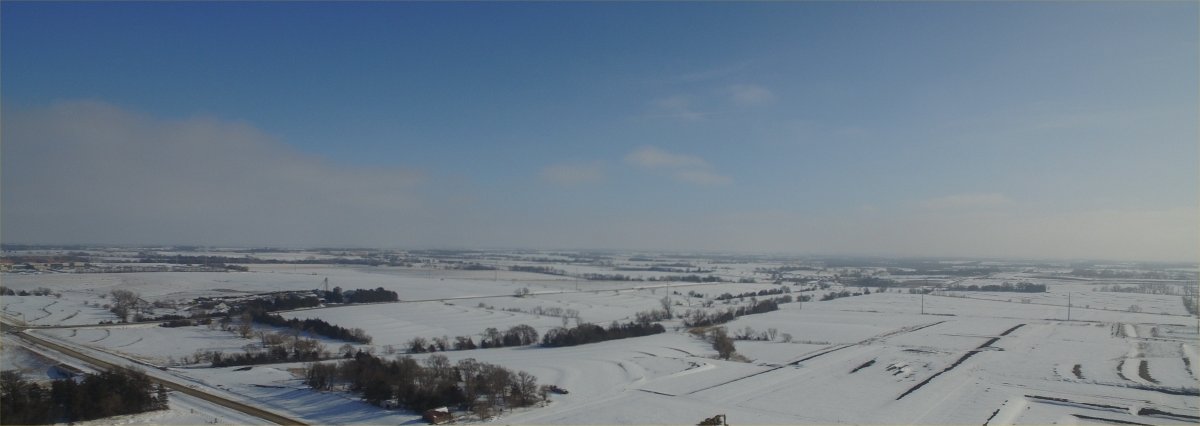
[136,253,390,267]
[821,290,866,301]
[303,353,544,419]
[646,274,724,283]
[509,265,568,276]
[210,329,328,367]
[1069,268,1190,280]
[247,310,372,344]
[680,296,795,327]
[0,286,57,297]
[540,320,666,347]
[944,282,1046,293]
[1184,295,1199,316]
[241,292,323,311]
[0,369,166,424]
[1094,283,1186,296]
[714,287,791,301]
[407,325,539,354]
[848,276,897,288]
[321,287,399,304]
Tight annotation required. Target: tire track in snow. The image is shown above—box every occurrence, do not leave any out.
[895,323,1024,400]
[87,329,111,343]
[684,321,948,396]
[116,336,144,348]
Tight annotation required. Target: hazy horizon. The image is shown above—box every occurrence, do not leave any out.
[3,2,1197,262]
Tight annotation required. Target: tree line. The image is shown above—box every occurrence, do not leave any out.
[406,324,539,354]
[943,282,1046,293]
[247,310,372,344]
[681,295,794,328]
[303,353,544,420]
[509,265,569,276]
[646,274,724,283]
[540,320,666,347]
[0,369,166,425]
[715,287,791,301]
[320,287,399,304]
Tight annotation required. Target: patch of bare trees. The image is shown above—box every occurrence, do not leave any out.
[303,354,544,419]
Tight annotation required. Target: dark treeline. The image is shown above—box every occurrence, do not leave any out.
[137,254,390,266]
[509,265,569,276]
[1095,284,1188,296]
[646,274,724,283]
[0,286,55,296]
[249,310,372,344]
[615,266,714,274]
[454,262,498,271]
[205,287,398,315]
[210,341,325,367]
[821,290,866,301]
[681,296,794,327]
[944,282,1046,293]
[848,276,897,288]
[407,325,538,354]
[159,317,212,328]
[322,287,399,304]
[0,369,166,425]
[217,293,322,313]
[884,267,1000,277]
[715,287,791,301]
[541,320,666,347]
[1069,268,1191,280]
[580,273,643,281]
[304,353,543,419]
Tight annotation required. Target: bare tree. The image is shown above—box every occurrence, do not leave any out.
[237,312,254,339]
[709,327,736,360]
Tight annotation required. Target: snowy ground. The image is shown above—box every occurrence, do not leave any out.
[4,262,1198,425]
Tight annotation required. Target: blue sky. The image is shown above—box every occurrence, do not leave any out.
[2,2,1197,261]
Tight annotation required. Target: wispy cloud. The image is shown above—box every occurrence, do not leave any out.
[672,169,732,186]
[625,146,709,169]
[920,193,1013,210]
[728,84,775,107]
[540,161,604,185]
[648,95,708,121]
[624,146,731,186]
[678,60,753,83]
[1,100,434,246]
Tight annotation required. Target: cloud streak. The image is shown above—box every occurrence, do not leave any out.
[920,193,1013,210]
[624,146,731,186]
[1,100,431,247]
[625,146,708,169]
[728,84,775,106]
[540,161,605,185]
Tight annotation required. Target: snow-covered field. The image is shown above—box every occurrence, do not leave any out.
[4,259,1198,425]
[1,294,117,326]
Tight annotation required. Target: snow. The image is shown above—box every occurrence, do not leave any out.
[4,262,1198,425]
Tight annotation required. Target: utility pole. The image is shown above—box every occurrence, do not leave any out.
[921,292,925,315]
[1070,294,1080,321]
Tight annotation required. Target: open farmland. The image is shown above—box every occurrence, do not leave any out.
[3,250,1197,425]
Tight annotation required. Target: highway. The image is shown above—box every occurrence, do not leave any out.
[2,318,307,425]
